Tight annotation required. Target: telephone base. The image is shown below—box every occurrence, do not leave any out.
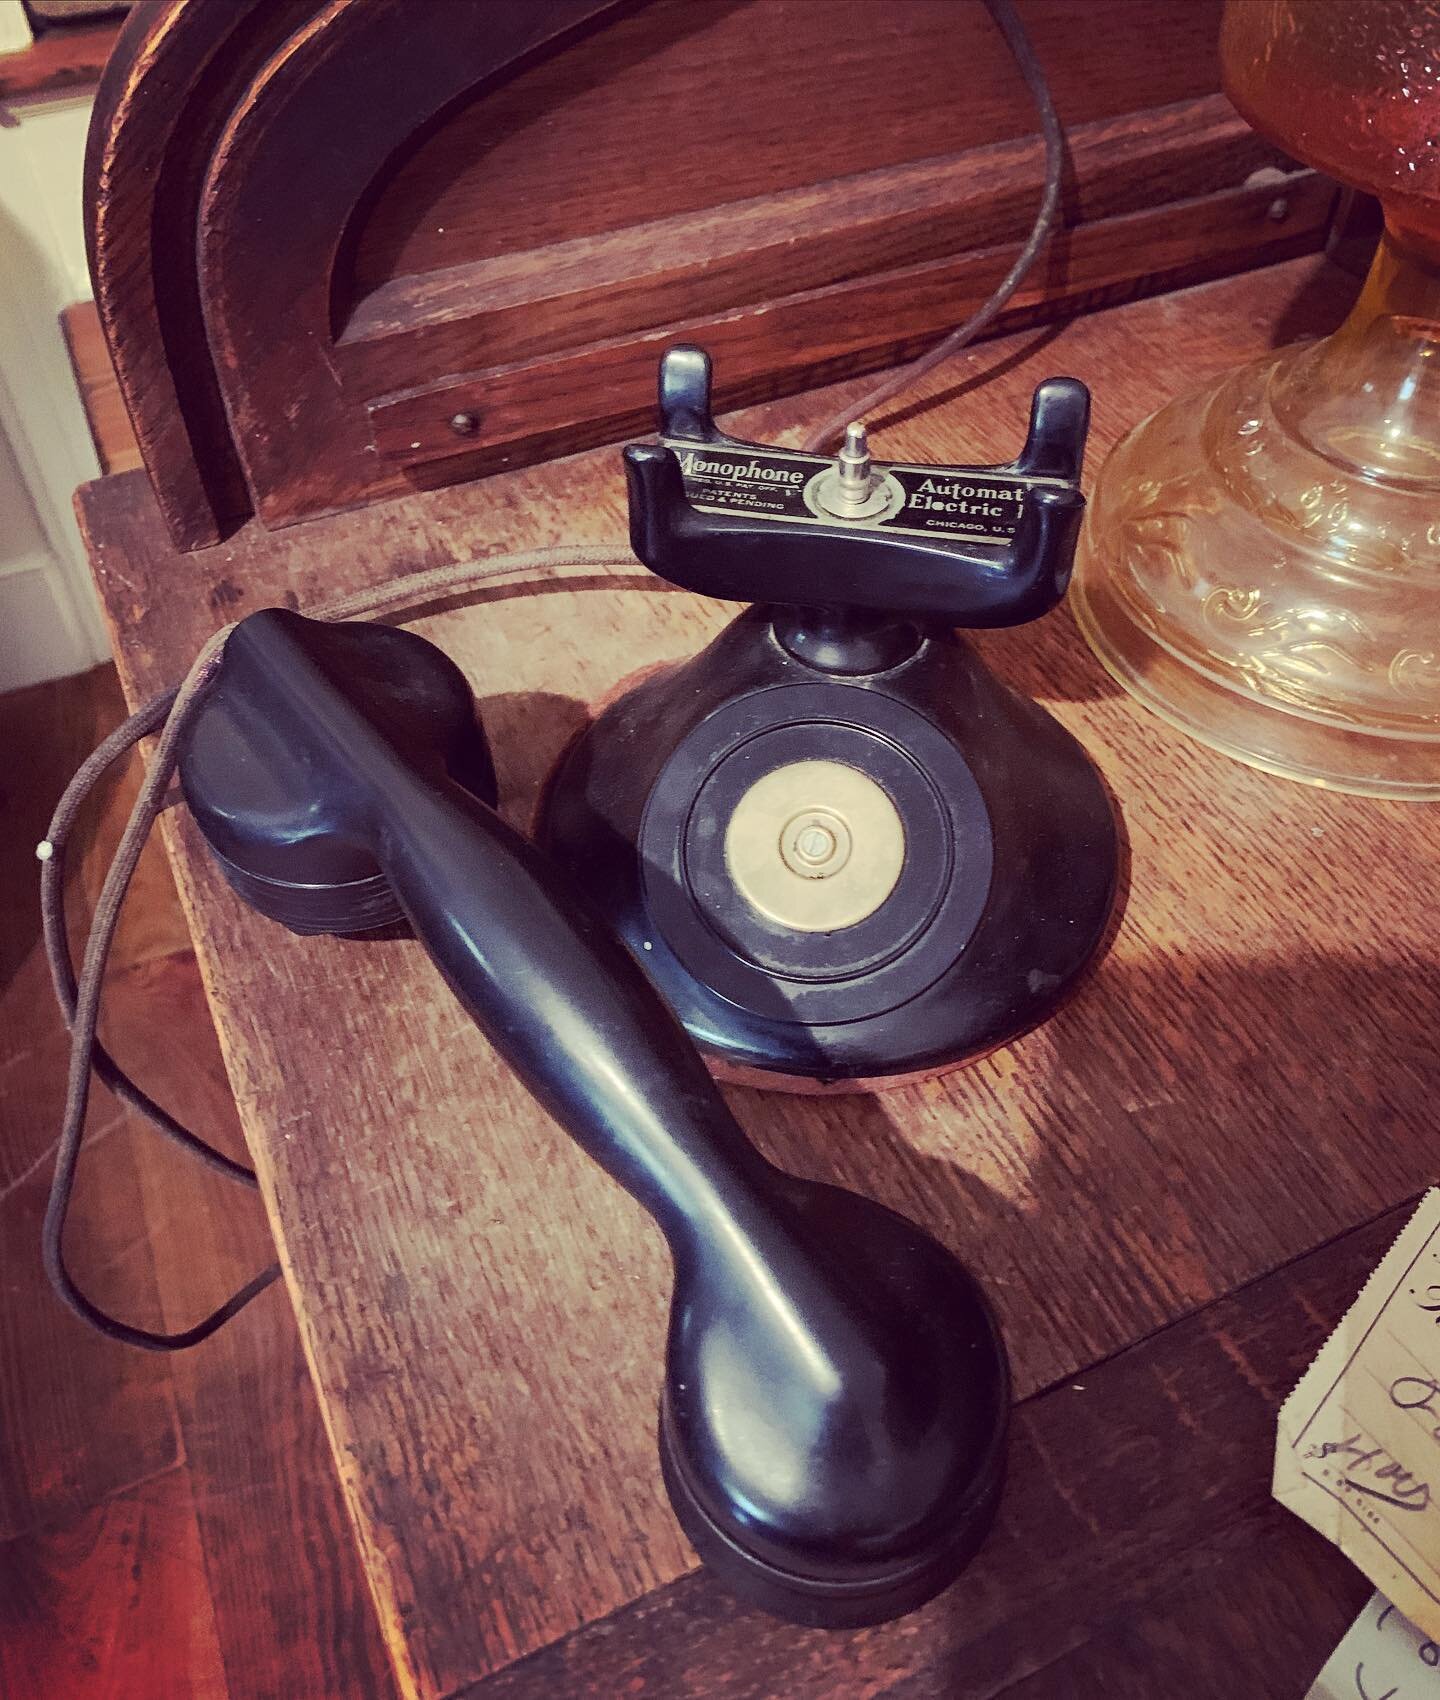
[539,604,1119,1086]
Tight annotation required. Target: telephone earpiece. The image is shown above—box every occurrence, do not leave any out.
[178,608,1009,1628]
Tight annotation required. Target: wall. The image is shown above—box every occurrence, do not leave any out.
[0,0,31,55]
[0,81,109,691]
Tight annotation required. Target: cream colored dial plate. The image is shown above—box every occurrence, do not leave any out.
[722,759,906,933]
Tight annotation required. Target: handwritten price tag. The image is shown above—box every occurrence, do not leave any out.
[1278,1190,1440,1641]
[1307,1594,1440,1699]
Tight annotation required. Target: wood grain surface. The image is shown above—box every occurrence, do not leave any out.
[360,145,1331,478]
[0,18,119,101]
[61,300,142,477]
[0,666,395,1700]
[83,0,319,549]
[0,671,183,1548]
[192,0,1270,534]
[348,95,1308,426]
[350,0,1225,284]
[196,0,614,536]
[76,257,1440,1697]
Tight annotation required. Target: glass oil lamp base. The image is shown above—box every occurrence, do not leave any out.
[1072,233,1440,801]
[1072,549,1440,799]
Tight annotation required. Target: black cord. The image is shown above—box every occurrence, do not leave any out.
[39,659,282,1350]
[801,0,1065,453]
[40,685,260,1188]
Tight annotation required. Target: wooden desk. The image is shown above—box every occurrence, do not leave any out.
[79,257,1432,1696]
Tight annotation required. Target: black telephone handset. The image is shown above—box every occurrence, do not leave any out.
[179,608,1008,1629]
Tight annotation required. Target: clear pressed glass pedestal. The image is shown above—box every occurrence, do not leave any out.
[1072,0,1440,798]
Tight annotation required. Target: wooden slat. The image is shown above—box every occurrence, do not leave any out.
[120,952,401,1700]
[362,168,1333,474]
[986,1523,1365,1699]
[61,300,142,477]
[83,0,324,550]
[0,662,394,1699]
[344,95,1282,381]
[350,0,1227,285]
[80,255,1436,1700]
[0,18,119,100]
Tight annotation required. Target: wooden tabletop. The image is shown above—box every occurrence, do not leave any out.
[79,257,1438,1697]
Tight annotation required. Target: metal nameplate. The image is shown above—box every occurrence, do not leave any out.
[663,439,1057,545]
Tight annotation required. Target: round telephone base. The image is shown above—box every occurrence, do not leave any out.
[544,661,1005,1095]
[540,608,1119,1086]
[707,1044,999,1096]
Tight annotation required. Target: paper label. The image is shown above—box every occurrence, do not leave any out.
[663,439,1037,544]
[1307,1593,1440,1699]
[1277,1190,1440,1642]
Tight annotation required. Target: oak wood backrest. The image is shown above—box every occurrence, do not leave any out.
[87,0,1324,552]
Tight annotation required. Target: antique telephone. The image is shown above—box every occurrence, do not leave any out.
[41,346,1113,1626]
[544,346,1116,1083]
[47,344,1103,1632]
[42,0,1112,1635]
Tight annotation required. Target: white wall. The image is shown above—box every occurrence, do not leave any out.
[0,1,32,55]
[0,83,110,690]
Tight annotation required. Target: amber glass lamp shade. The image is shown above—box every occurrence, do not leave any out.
[1072,1,1440,797]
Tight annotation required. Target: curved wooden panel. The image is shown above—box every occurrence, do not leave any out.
[197,0,622,531]
[84,0,322,548]
[350,0,1222,287]
[89,0,1309,551]
[198,0,1272,537]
